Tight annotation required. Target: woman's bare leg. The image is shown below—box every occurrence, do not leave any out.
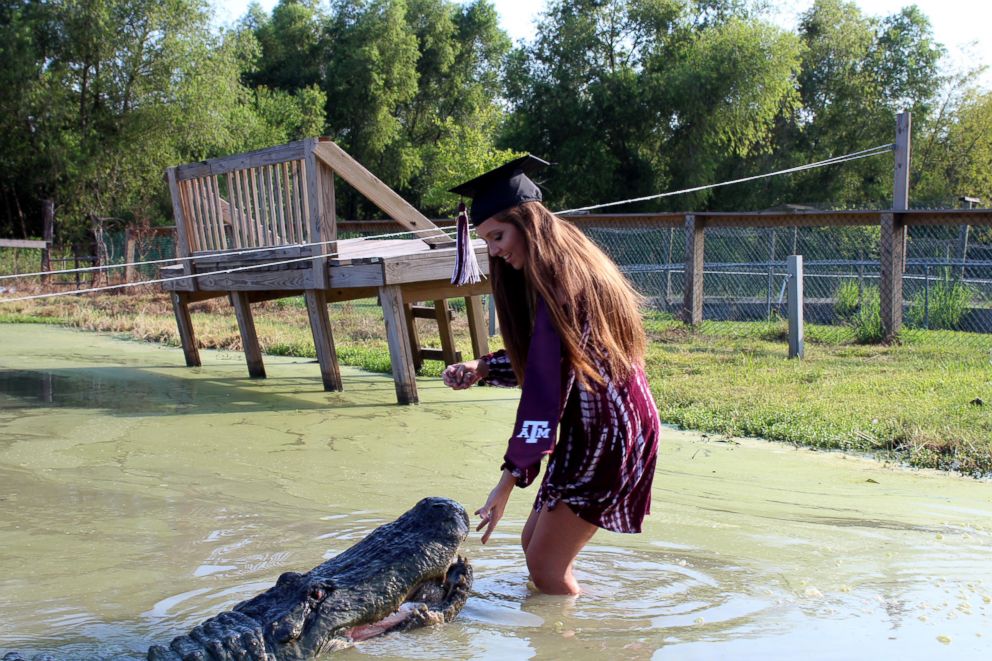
[523,502,598,595]
[521,506,540,553]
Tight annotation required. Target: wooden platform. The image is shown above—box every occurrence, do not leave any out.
[161,138,491,404]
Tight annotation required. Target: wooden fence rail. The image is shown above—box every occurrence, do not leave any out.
[343,207,992,341]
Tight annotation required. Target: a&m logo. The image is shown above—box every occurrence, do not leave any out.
[517,420,551,444]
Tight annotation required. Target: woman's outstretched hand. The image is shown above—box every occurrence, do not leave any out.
[442,359,488,389]
[475,469,516,544]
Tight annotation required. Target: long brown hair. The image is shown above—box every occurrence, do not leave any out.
[487,201,646,386]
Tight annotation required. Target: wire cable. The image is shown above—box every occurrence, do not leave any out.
[0,226,455,282]
[0,143,895,302]
[556,144,894,215]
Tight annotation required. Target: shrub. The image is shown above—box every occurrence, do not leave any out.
[834,279,862,320]
[908,271,972,330]
[851,286,884,343]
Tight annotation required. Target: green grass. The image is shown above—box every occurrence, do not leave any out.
[643,312,992,475]
[2,292,990,476]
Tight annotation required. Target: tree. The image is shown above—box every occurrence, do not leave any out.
[501,0,801,212]
[0,0,324,241]
[719,0,945,211]
[915,87,992,207]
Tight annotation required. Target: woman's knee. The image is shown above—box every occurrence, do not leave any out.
[525,552,577,595]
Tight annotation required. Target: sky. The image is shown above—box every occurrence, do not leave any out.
[211,0,992,86]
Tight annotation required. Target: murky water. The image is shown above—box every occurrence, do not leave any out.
[1,324,991,660]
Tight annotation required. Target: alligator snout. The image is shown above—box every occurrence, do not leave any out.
[147,497,473,660]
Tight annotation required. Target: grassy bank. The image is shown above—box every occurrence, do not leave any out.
[2,287,990,476]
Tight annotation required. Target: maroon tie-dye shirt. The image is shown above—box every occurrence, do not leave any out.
[481,338,660,534]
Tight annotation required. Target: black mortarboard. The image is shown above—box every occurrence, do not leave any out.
[449,154,549,226]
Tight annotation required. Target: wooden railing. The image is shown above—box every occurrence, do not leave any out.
[346,207,992,340]
[166,138,451,289]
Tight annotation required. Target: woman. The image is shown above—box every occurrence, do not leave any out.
[443,156,660,595]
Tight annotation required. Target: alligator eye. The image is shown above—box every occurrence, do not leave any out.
[276,571,302,586]
[309,587,325,601]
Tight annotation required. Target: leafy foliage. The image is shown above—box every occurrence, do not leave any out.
[0,0,978,246]
[908,271,973,330]
[850,285,883,343]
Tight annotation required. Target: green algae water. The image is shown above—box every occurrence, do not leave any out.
[1,323,991,660]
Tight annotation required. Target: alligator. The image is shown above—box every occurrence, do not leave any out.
[4,497,473,661]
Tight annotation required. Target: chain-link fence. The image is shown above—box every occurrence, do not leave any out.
[575,216,992,351]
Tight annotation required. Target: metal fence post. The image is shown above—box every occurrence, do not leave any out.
[488,295,497,337]
[788,254,804,359]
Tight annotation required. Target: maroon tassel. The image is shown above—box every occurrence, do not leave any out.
[451,201,482,285]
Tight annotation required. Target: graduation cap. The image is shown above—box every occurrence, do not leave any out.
[449,154,550,226]
[449,154,549,286]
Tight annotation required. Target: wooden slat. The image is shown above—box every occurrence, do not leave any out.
[184,180,205,252]
[275,163,290,243]
[221,176,241,249]
[191,178,210,250]
[174,140,308,180]
[199,177,219,250]
[400,279,490,302]
[255,166,269,246]
[249,167,266,247]
[193,244,315,263]
[300,157,312,245]
[313,140,451,247]
[0,239,48,249]
[318,159,337,246]
[291,160,306,243]
[420,348,462,363]
[266,164,280,244]
[380,243,489,284]
[210,175,228,250]
[410,305,454,320]
[336,238,433,261]
[229,171,246,249]
[282,162,296,244]
[326,260,385,287]
[242,168,261,247]
[293,161,306,243]
[196,269,313,291]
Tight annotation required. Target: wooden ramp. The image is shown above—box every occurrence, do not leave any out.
[161,137,490,404]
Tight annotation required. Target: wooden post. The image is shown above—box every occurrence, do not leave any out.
[404,302,424,371]
[466,295,490,358]
[125,228,137,284]
[880,212,905,340]
[170,292,201,367]
[41,199,54,285]
[893,112,911,213]
[881,112,912,340]
[380,285,418,404]
[488,294,497,337]
[89,214,107,287]
[787,255,804,359]
[682,213,704,325]
[230,291,266,378]
[665,226,675,311]
[305,289,343,391]
[304,140,330,290]
[433,299,458,365]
